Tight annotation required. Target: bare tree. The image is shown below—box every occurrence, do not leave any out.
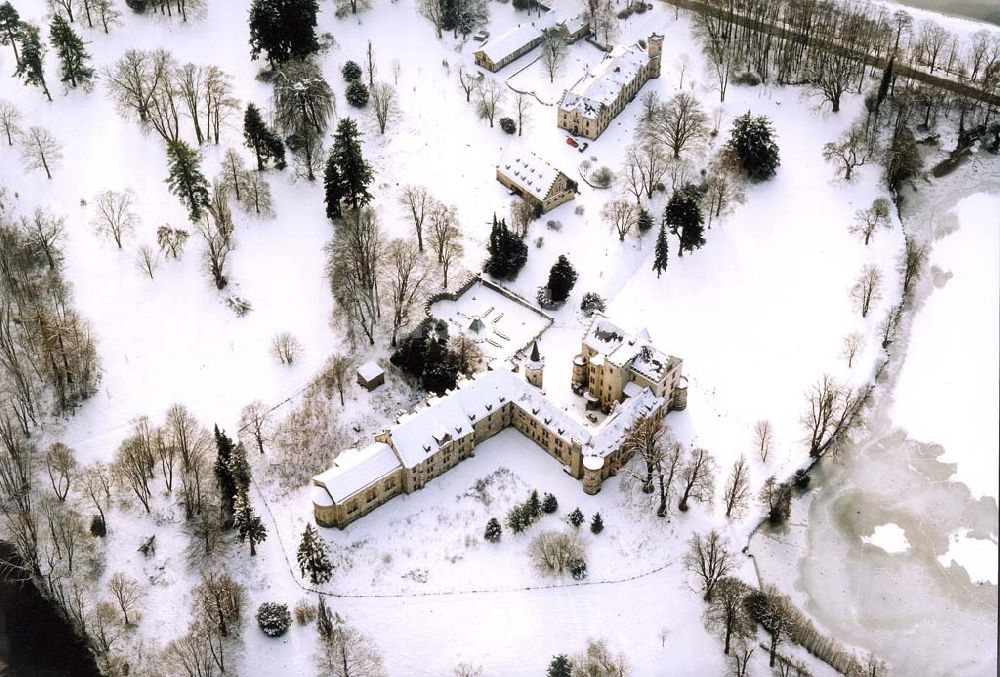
[801,375,864,458]
[271,332,301,365]
[321,354,353,406]
[21,207,65,270]
[92,0,121,33]
[849,197,891,245]
[45,442,76,502]
[219,148,247,202]
[514,92,531,136]
[326,206,383,347]
[760,475,792,525]
[508,198,535,237]
[623,140,670,201]
[809,51,855,112]
[841,331,863,368]
[850,264,882,318]
[93,190,138,249]
[706,576,752,654]
[370,82,398,135]
[104,49,172,127]
[113,433,152,513]
[572,639,629,677]
[418,0,445,38]
[239,401,273,454]
[392,58,401,85]
[165,619,218,677]
[383,239,430,347]
[80,462,111,529]
[18,127,63,179]
[475,78,504,128]
[0,99,21,145]
[437,233,463,290]
[695,12,736,102]
[449,335,482,376]
[157,225,190,259]
[642,93,708,159]
[683,530,734,601]
[194,571,245,639]
[165,402,207,473]
[398,185,430,252]
[540,31,567,83]
[721,455,750,519]
[899,234,928,298]
[239,171,273,216]
[457,66,478,103]
[676,54,692,89]
[107,572,143,625]
[602,199,637,241]
[823,121,874,181]
[203,65,239,145]
[197,183,235,289]
[753,586,793,668]
[315,617,387,677]
[703,151,745,228]
[622,418,682,517]
[176,63,207,144]
[678,447,716,512]
[753,420,773,463]
[88,601,124,655]
[916,21,949,73]
[729,643,753,677]
[529,531,585,577]
[152,424,175,492]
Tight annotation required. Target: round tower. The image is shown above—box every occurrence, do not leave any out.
[648,33,664,78]
[525,340,545,389]
[671,375,688,411]
[582,455,604,495]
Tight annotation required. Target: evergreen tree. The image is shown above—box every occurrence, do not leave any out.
[484,517,502,543]
[568,507,584,528]
[0,2,22,63]
[228,442,252,496]
[329,117,373,212]
[297,523,334,584]
[590,512,604,534]
[214,425,238,525]
[541,492,558,514]
[525,489,541,521]
[233,490,268,556]
[506,504,527,534]
[341,60,362,81]
[15,24,51,102]
[243,103,286,171]
[875,56,894,111]
[323,154,344,220]
[727,111,780,182]
[546,255,578,304]
[345,80,369,107]
[547,654,572,677]
[316,594,334,639]
[663,187,705,257]
[49,14,93,89]
[249,0,320,65]
[653,223,669,277]
[421,336,459,395]
[124,0,148,12]
[637,208,653,235]
[165,141,211,223]
[484,214,527,280]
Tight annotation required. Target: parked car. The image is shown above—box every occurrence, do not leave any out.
[578,142,589,153]
[473,31,489,41]
[566,136,579,148]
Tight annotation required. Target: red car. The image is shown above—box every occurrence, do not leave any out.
[565,136,579,148]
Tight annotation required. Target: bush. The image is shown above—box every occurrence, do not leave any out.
[591,166,614,188]
[484,517,502,543]
[256,602,292,637]
[568,508,584,528]
[293,599,317,625]
[534,236,545,249]
[507,505,529,534]
[732,71,762,86]
[793,468,811,490]
[346,81,369,107]
[546,220,562,231]
[574,204,585,216]
[590,512,604,534]
[90,514,106,538]
[542,493,558,514]
[499,117,516,134]
[342,61,362,81]
[616,7,633,19]
[125,0,147,12]
[529,531,586,577]
[570,557,588,580]
[637,209,653,235]
[580,292,606,317]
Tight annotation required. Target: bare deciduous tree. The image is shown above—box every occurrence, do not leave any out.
[623,139,670,201]
[683,529,734,601]
[315,617,387,677]
[572,639,629,677]
[801,375,865,458]
[194,571,245,639]
[272,332,301,365]
[849,197,891,245]
[45,442,76,502]
[18,127,63,179]
[899,234,928,297]
[370,82,398,135]
[93,190,138,249]
[398,184,430,252]
[326,206,383,347]
[383,239,430,347]
[88,601,124,655]
[841,331,863,368]
[678,447,716,512]
[457,65,478,102]
[642,92,709,159]
[475,78,504,128]
[602,199,637,241]
[540,31,567,83]
[722,455,750,519]
[157,225,190,259]
[107,572,143,625]
[529,531,585,577]
[850,264,882,318]
[753,419,773,463]
[703,151,745,228]
[113,433,153,513]
[752,586,793,667]
[239,401,273,454]
[823,121,875,181]
[0,99,21,145]
[706,576,752,655]
[92,0,121,33]
[514,92,531,136]
[622,418,681,517]
[809,50,856,112]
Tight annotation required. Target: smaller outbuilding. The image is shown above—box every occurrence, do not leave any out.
[357,360,386,391]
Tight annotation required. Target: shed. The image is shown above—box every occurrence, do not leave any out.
[357,360,385,391]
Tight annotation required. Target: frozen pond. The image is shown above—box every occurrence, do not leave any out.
[862,523,911,554]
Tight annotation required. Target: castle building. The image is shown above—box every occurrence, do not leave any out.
[557,34,663,140]
[311,320,685,529]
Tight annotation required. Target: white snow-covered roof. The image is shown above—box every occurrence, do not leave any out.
[558,13,588,35]
[497,145,567,202]
[312,442,401,504]
[476,13,558,64]
[357,360,384,382]
[585,387,665,459]
[583,315,629,353]
[559,44,651,120]
[583,314,679,383]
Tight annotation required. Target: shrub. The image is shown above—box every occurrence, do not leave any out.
[568,508,584,528]
[90,514,106,538]
[591,166,614,188]
[542,493,558,514]
[590,512,604,534]
[570,557,588,580]
[616,7,633,19]
[346,81,369,107]
[525,490,542,520]
[793,468,811,490]
[580,292,606,317]
[546,220,562,231]
[499,117,516,134]
[484,517,502,543]
[574,205,585,216]
[342,61,362,81]
[529,531,585,577]
[507,505,528,534]
[534,236,545,249]
[293,599,317,625]
[637,208,653,235]
[256,602,292,637]
[732,71,761,86]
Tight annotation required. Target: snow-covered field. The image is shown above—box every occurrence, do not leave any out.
[1,0,997,674]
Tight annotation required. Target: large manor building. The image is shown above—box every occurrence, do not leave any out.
[311,316,687,529]
[557,34,664,140]
[495,145,576,214]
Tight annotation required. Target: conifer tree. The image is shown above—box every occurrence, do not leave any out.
[49,15,94,89]
[249,0,320,65]
[653,223,669,277]
[637,208,653,235]
[547,655,572,677]
[214,425,238,525]
[663,187,705,257]
[546,255,578,304]
[525,490,541,521]
[323,155,343,220]
[15,24,52,101]
[243,103,286,171]
[165,141,211,223]
[590,512,604,534]
[316,594,333,639]
[541,493,558,514]
[568,507,584,528]
[484,517,502,543]
[484,214,527,280]
[228,442,252,496]
[233,490,268,556]
[329,117,373,212]
[341,60,362,81]
[297,524,334,583]
[727,111,780,182]
[0,2,22,63]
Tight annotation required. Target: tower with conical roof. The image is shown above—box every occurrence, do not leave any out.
[525,340,544,389]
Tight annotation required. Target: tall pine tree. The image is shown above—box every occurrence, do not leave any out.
[297,524,333,584]
[663,187,705,257]
[727,111,780,182]
[546,255,577,304]
[243,103,286,171]
[214,425,238,526]
[49,15,94,89]
[249,0,320,66]
[0,2,22,63]
[329,117,373,213]
[484,214,527,279]
[165,141,211,223]
[323,155,343,220]
[653,223,669,277]
[15,24,51,101]
[228,442,252,496]
[233,490,267,556]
